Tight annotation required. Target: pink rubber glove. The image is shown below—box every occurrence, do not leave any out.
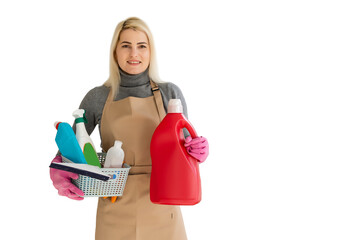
[184,136,209,163]
[50,155,84,200]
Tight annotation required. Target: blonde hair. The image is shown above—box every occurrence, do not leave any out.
[103,17,162,99]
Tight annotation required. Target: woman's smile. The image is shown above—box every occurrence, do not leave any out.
[127,60,141,65]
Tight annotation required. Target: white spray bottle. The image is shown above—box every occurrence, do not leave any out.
[72,109,101,167]
[104,140,125,168]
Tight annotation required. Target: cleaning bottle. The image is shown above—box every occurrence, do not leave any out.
[54,121,87,164]
[72,109,101,167]
[104,140,125,168]
[103,140,125,203]
[150,99,201,205]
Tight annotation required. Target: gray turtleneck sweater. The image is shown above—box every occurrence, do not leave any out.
[77,68,189,147]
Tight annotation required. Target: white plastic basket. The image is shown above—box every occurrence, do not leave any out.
[61,153,130,197]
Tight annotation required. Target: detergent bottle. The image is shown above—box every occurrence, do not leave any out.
[104,140,125,168]
[150,99,201,205]
[54,121,87,164]
[72,109,101,167]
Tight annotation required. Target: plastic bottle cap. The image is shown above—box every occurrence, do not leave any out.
[168,99,183,113]
[114,140,123,147]
[54,121,61,130]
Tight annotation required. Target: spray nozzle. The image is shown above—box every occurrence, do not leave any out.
[73,109,88,124]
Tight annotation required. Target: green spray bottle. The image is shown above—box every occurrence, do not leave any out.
[73,109,101,167]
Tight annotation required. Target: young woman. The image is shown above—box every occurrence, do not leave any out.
[50,17,209,240]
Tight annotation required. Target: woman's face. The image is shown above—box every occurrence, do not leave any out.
[115,29,150,75]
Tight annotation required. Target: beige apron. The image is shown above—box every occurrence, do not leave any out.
[95,81,187,240]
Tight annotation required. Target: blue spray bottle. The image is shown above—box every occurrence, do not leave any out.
[54,121,87,164]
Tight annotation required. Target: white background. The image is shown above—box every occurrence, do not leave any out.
[1,0,359,239]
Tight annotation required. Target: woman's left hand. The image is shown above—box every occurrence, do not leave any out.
[184,136,209,163]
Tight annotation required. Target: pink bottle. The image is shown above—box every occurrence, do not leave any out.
[150,99,201,205]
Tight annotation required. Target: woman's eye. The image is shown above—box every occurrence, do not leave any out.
[139,45,147,49]
[121,45,130,48]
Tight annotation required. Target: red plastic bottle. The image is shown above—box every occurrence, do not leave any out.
[150,99,201,205]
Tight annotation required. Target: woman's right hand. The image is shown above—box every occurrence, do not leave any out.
[50,155,85,200]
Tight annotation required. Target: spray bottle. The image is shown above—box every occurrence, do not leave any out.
[72,109,101,167]
[54,121,87,164]
[150,99,201,205]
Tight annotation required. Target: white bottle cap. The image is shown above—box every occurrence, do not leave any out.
[114,140,123,147]
[54,121,61,129]
[168,99,183,113]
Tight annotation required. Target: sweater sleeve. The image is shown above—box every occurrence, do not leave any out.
[74,86,109,136]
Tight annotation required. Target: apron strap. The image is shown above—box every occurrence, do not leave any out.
[150,80,166,120]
